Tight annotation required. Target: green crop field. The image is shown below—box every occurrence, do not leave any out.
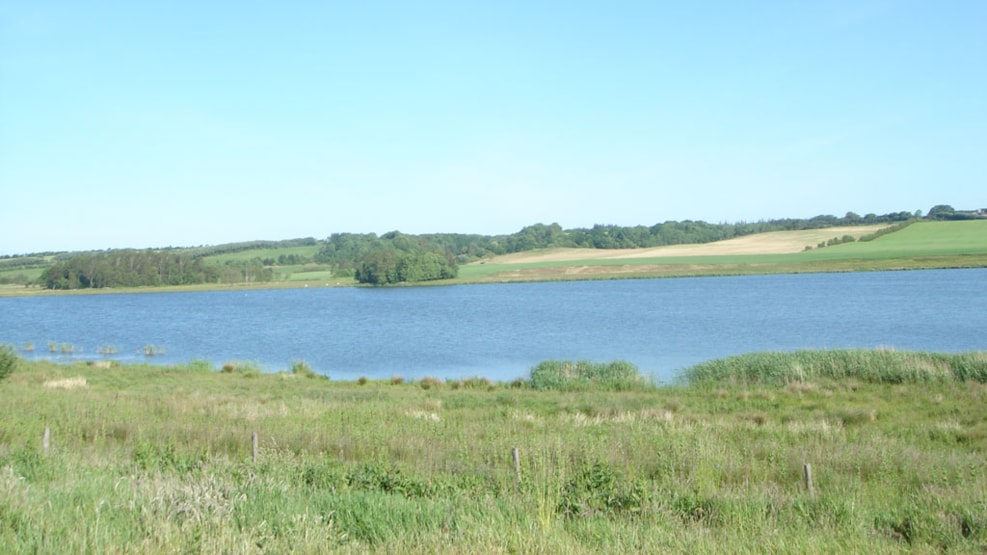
[201,244,322,264]
[2,350,987,552]
[797,221,987,260]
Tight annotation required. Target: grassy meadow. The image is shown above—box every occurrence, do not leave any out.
[3,351,987,553]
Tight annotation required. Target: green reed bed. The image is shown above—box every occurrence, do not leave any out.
[2,352,987,553]
[681,349,987,385]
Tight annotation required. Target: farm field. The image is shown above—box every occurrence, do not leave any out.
[459,220,987,282]
[2,351,987,552]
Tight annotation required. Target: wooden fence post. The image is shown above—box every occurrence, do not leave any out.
[511,447,522,488]
[803,463,814,497]
[43,427,50,453]
[252,432,259,463]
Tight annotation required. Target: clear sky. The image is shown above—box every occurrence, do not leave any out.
[1,1,984,255]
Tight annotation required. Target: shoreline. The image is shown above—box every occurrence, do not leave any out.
[3,253,985,298]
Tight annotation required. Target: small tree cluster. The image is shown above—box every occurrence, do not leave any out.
[348,232,457,285]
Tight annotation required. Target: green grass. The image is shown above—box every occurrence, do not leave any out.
[3,351,987,552]
[796,221,987,260]
[280,268,339,282]
[201,245,322,264]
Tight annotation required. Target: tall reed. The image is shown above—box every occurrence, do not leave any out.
[680,349,987,385]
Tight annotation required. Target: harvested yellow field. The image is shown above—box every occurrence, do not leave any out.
[487,225,888,264]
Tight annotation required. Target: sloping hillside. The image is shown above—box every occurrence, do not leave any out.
[483,225,888,264]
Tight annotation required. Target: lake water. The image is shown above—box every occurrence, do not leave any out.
[1,269,985,383]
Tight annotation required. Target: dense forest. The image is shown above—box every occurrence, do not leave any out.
[13,205,978,289]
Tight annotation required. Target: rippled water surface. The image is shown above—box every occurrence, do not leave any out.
[2,268,984,382]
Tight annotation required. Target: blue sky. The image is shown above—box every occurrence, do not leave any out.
[1,1,984,255]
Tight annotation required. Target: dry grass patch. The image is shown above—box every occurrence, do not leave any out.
[407,410,441,422]
[564,409,673,426]
[43,376,87,389]
[785,381,819,394]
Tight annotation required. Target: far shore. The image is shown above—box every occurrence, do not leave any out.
[4,222,986,297]
[3,253,986,298]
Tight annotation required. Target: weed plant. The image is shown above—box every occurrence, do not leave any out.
[0,343,17,380]
[289,359,318,379]
[2,352,987,552]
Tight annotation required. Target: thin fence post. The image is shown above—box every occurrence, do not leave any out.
[43,427,50,453]
[252,432,259,463]
[803,463,814,497]
[511,447,522,488]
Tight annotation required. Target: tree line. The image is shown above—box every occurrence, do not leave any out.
[39,250,273,290]
[32,206,963,289]
[315,210,920,284]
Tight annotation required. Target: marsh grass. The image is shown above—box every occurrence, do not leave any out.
[2,353,987,552]
[681,349,987,385]
[289,359,318,379]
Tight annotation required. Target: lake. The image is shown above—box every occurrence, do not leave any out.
[1,268,985,383]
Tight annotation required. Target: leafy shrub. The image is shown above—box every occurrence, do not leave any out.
[133,440,204,473]
[0,343,18,381]
[346,462,434,498]
[299,461,346,491]
[529,359,645,391]
[558,462,648,518]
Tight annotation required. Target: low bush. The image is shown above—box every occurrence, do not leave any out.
[419,376,442,390]
[221,360,262,377]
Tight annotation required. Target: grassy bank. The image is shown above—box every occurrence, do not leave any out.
[2,351,987,552]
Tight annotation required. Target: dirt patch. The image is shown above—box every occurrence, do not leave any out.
[485,263,746,282]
